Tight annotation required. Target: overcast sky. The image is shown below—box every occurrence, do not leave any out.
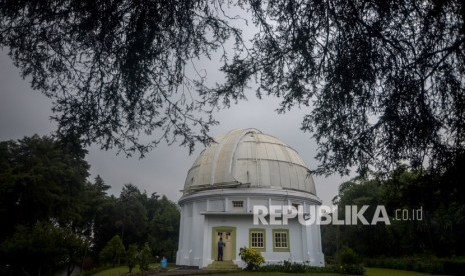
[0,47,349,206]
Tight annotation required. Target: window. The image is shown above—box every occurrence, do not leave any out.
[274,232,288,247]
[251,232,264,247]
[249,229,266,251]
[232,201,244,208]
[273,229,290,252]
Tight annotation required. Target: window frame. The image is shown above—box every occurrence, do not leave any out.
[272,228,290,252]
[249,228,266,252]
[232,200,244,208]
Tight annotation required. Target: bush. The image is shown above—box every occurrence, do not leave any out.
[257,262,333,273]
[255,261,365,275]
[440,260,465,276]
[99,235,126,267]
[364,257,465,275]
[282,260,306,273]
[126,244,139,273]
[255,263,282,272]
[239,246,265,270]
[338,246,360,265]
[339,264,365,275]
[138,243,152,271]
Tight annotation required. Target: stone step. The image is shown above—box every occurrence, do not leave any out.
[204,261,240,271]
[205,267,239,270]
[205,265,239,269]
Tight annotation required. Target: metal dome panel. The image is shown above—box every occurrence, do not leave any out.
[183,129,316,195]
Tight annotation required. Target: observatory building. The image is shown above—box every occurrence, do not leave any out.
[176,129,324,268]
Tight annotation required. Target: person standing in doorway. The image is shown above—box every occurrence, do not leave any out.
[217,237,225,261]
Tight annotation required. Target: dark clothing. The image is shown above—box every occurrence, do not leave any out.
[217,240,225,261]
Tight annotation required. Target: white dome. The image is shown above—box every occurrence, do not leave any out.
[183,129,316,195]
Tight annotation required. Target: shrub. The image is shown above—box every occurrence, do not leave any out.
[256,262,310,273]
[364,256,465,275]
[441,260,465,276]
[255,261,364,275]
[338,246,360,265]
[239,246,265,270]
[282,260,306,273]
[138,243,152,271]
[126,244,139,273]
[99,235,126,267]
[339,264,365,275]
[255,263,283,272]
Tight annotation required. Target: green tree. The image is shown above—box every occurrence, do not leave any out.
[338,246,360,265]
[208,0,465,176]
[126,244,139,273]
[92,194,119,256]
[99,235,126,267]
[0,135,90,233]
[80,175,112,240]
[138,243,152,271]
[332,176,395,257]
[1,1,464,175]
[148,195,180,260]
[322,167,465,258]
[0,135,91,274]
[0,0,232,155]
[1,222,89,276]
[115,184,148,246]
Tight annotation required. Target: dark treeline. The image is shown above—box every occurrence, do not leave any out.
[322,161,465,260]
[0,135,180,275]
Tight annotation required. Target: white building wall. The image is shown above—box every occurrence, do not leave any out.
[177,200,208,267]
[176,190,325,268]
[204,216,321,268]
[176,204,189,265]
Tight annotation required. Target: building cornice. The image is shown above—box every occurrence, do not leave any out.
[178,187,322,205]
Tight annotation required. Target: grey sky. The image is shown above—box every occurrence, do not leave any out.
[0,49,348,205]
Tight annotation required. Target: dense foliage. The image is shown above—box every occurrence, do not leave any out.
[239,246,265,270]
[0,135,180,275]
[322,165,465,260]
[0,135,91,275]
[99,235,125,267]
[217,0,465,176]
[256,260,364,275]
[138,243,153,271]
[364,257,465,275]
[1,222,89,276]
[1,1,464,176]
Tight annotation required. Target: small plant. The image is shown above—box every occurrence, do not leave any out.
[282,260,306,273]
[239,246,265,270]
[99,235,126,267]
[336,246,364,275]
[138,243,152,271]
[338,246,360,265]
[339,264,365,275]
[126,244,139,273]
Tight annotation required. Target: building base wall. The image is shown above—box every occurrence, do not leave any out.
[176,190,325,268]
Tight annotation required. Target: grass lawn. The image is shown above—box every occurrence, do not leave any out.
[184,273,340,276]
[206,268,445,276]
[365,267,448,276]
[91,266,449,276]
[91,263,159,276]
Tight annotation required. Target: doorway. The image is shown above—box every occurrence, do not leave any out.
[212,226,236,261]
